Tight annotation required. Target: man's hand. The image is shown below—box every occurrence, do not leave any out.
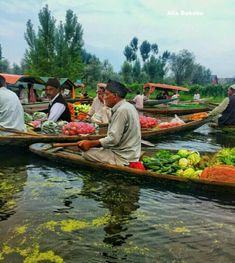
[77,139,101,151]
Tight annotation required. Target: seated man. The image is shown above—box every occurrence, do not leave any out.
[209,84,235,126]
[0,75,26,132]
[45,78,71,122]
[89,85,111,124]
[77,80,141,166]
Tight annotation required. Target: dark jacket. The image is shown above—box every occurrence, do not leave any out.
[48,93,71,122]
[218,95,235,126]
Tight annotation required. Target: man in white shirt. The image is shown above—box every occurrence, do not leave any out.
[88,85,111,124]
[45,78,71,122]
[0,75,26,132]
[133,91,145,110]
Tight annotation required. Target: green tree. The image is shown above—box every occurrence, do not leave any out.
[140,40,151,62]
[132,59,141,82]
[191,64,211,85]
[130,37,138,52]
[24,5,84,80]
[170,49,195,85]
[0,44,10,73]
[121,61,133,83]
[123,45,136,62]
[11,63,23,74]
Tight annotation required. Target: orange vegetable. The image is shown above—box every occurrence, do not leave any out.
[200,165,235,183]
[187,112,208,121]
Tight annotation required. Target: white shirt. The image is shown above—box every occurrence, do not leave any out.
[0,87,26,131]
[89,96,111,124]
[48,93,66,122]
[133,94,145,109]
[193,93,200,101]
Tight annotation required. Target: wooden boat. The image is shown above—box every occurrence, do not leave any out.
[143,98,177,106]
[140,103,210,115]
[29,143,235,189]
[0,118,208,146]
[141,117,209,139]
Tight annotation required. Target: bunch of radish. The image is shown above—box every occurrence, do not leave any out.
[62,122,96,135]
[139,116,159,129]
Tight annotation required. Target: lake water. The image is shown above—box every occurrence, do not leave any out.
[0,124,235,262]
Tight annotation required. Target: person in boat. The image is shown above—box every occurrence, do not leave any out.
[193,90,201,101]
[77,80,141,166]
[44,78,71,122]
[88,85,111,124]
[28,83,40,103]
[208,84,235,126]
[133,90,147,110]
[17,84,29,104]
[0,75,26,132]
[170,90,180,104]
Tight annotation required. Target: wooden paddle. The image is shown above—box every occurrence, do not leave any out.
[52,139,155,148]
[0,127,43,137]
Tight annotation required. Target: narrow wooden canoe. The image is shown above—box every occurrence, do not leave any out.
[0,118,208,146]
[141,117,208,139]
[29,143,235,189]
[140,104,209,115]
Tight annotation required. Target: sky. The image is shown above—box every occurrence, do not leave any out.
[0,0,235,78]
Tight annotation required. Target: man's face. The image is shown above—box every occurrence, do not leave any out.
[45,85,58,99]
[97,89,104,102]
[103,90,117,108]
[228,88,235,97]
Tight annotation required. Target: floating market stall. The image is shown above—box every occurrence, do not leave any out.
[30,143,235,188]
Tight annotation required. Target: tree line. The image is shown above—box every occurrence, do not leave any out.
[0,5,212,87]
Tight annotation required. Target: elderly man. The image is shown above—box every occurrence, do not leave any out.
[77,80,141,166]
[209,84,235,126]
[45,78,71,122]
[0,75,26,132]
[88,83,111,124]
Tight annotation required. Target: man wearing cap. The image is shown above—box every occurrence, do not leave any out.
[77,80,141,166]
[45,78,71,122]
[209,84,235,126]
[88,84,111,124]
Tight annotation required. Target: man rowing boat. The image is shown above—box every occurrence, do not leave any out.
[77,80,141,166]
[209,84,235,126]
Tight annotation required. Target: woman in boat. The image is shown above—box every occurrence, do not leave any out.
[209,84,235,126]
[44,78,71,122]
[88,85,111,124]
[77,80,141,166]
[0,75,26,133]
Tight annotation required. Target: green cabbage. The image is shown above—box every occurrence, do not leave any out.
[177,149,191,158]
[187,152,201,165]
[178,158,189,169]
[182,168,196,178]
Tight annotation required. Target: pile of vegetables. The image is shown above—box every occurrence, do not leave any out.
[32,112,47,121]
[24,112,33,124]
[62,122,96,135]
[187,112,208,121]
[41,120,59,134]
[139,116,159,129]
[142,149,203,178]
[68,103,91,121]
[142,147,235,182]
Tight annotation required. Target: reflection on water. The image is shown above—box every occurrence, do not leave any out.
[0,127,235,262]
